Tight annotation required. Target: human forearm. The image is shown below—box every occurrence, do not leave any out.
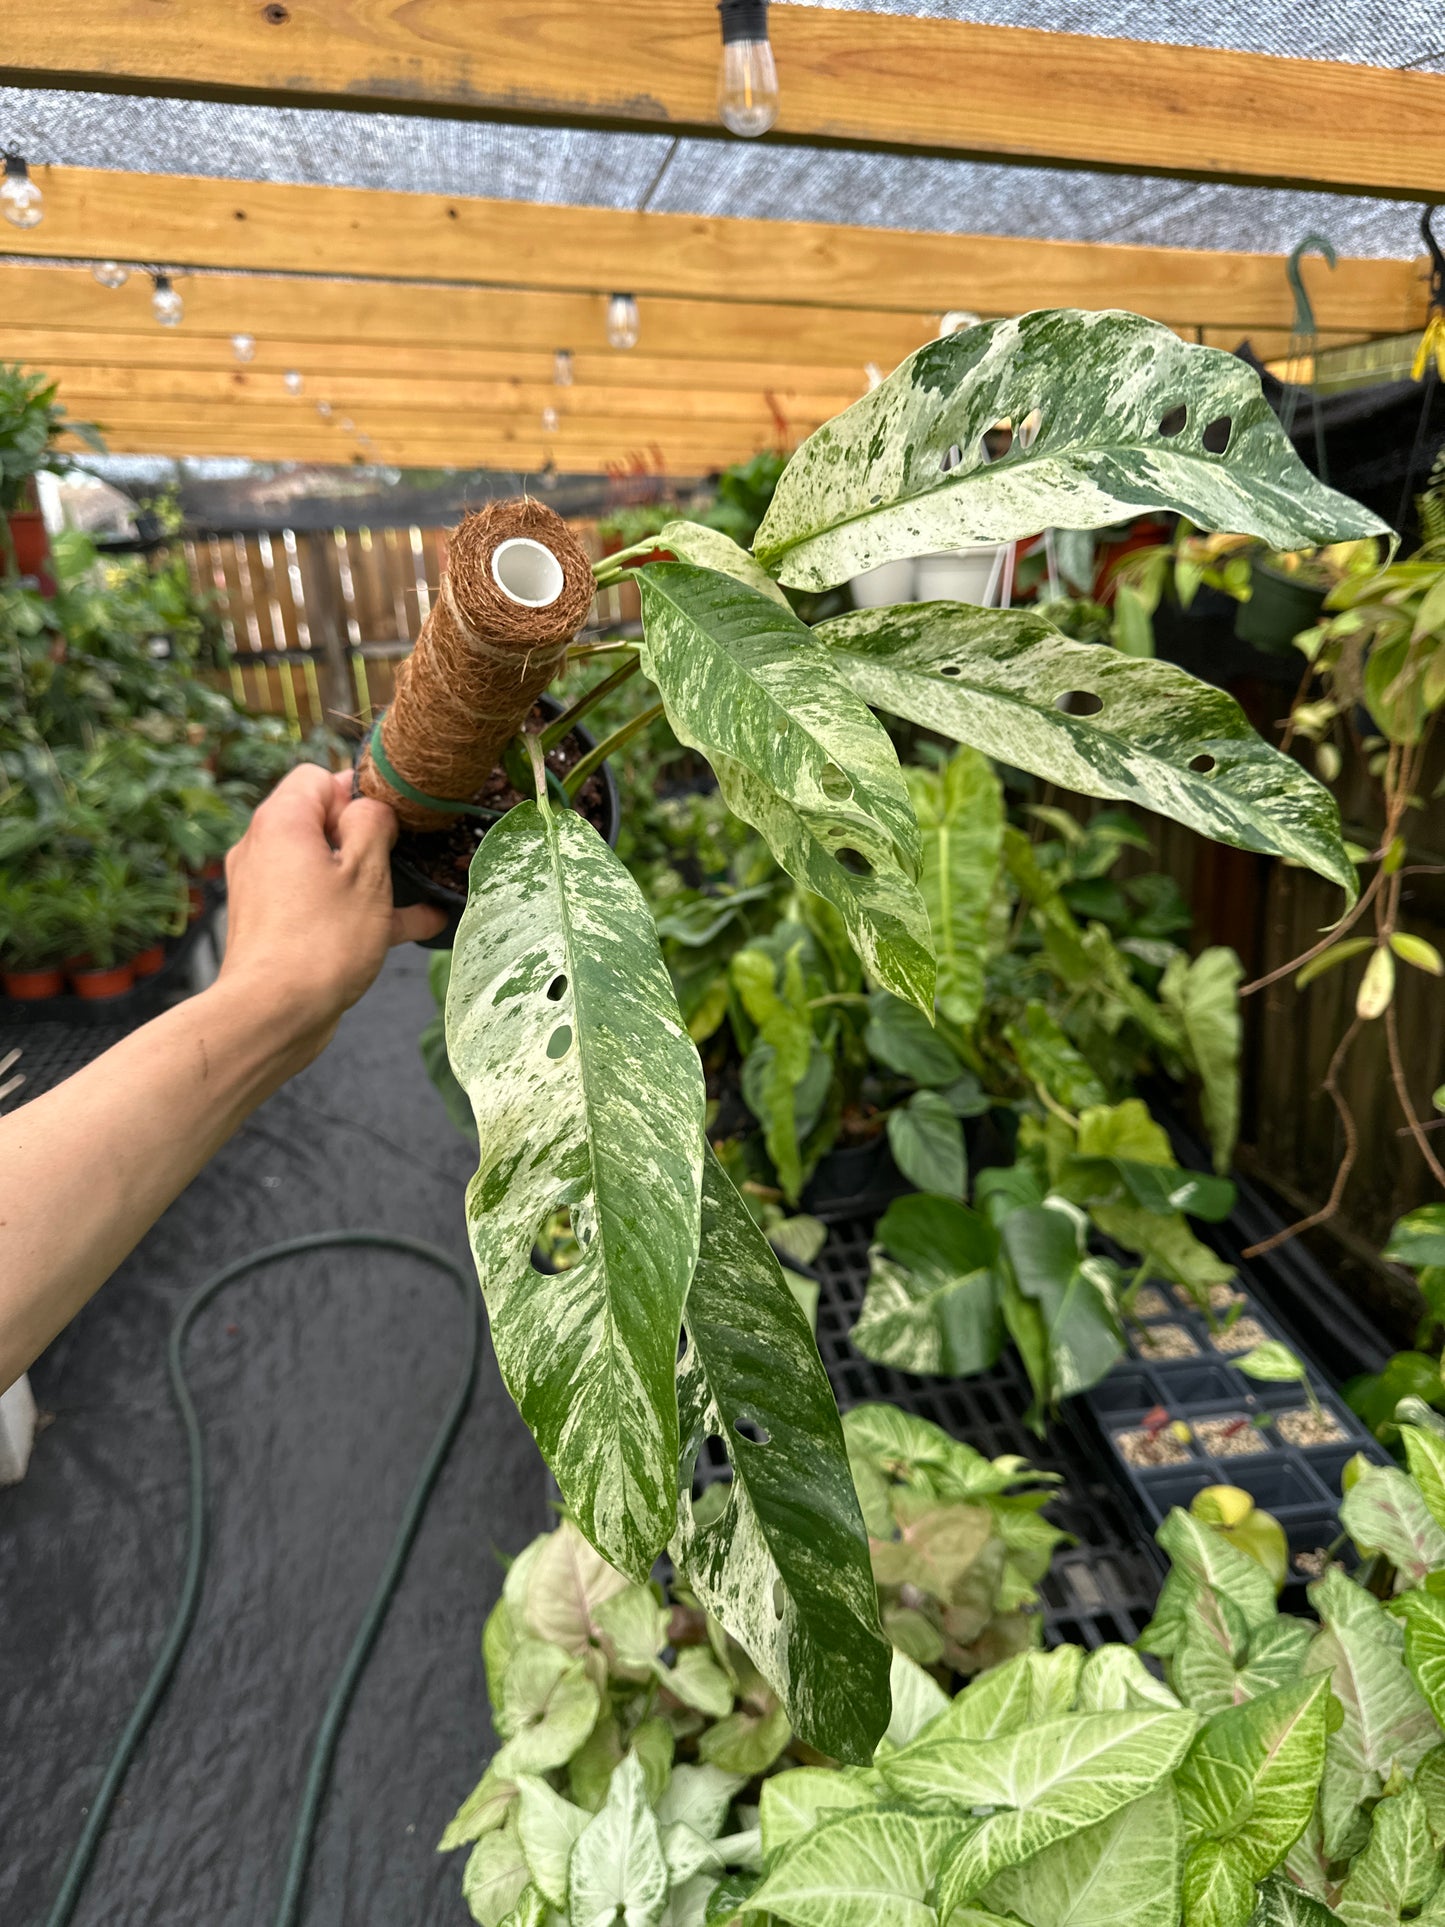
[0,978,320,1390]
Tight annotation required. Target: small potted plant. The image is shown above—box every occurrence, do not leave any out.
[0,871,70,1000]
[63,852,180,999]
[0,362,102,592]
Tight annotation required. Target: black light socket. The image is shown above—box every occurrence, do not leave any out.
[719,0,769,44]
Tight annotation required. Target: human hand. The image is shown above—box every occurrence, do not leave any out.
[218,766,446,1056]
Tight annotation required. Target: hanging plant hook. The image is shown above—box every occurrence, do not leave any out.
[1286,232,1337,340]
[1422,205,1445,314]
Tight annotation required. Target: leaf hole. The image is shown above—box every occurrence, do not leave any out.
[940,443,964,473]
[836,847,872,877]
[685,1435,735,1529]
[772,1577,786,1620]
[1056,690,1104,717]
[820,763,853,801]
[545,972,568,1002]
[1202,414,1233,455]
[1158,404,1188,438]
[677,1326,690,1364]
[1017,407,1043,450]
[546,1024,574,1060]
[869,494,882,506]
[1189,752,1218,774]
[940,664,963,678]
[982,419,1013,461]
[734,1417,772,1446]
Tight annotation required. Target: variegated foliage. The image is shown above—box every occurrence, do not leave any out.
[753,308,1387,589]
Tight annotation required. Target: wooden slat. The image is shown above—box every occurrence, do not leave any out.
[0,262,935,369]
[45,364,855,428]
[0,324,881,395]
[4,1,1444,199]
[9,167,1427,332]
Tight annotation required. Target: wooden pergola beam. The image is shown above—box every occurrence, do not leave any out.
[6,168,1427,333]
[0,262,937,369]
[4,1,1444,200]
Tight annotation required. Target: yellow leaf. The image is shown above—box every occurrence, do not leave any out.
[1390,932,1444,976]
[1295,936,1373,989]
[1356,944,1396,1019]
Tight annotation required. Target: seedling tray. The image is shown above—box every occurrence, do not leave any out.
[1085,1283,1387,1591]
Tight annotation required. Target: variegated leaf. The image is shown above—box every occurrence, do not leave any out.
[1335,1783,1443,1927]
[759,1768,886,1861]
[751,1810,958,1927]
[982,1786,1184,1927]
[671,1152,891,1766]
[1077,1644,1183,1713]
[1394,1589,1445,1727]
[637,563,935,1011]
[569,1754,669,1927]
[464,1818,533,1927]
[906,747,1004,1028]
[1174,1677,1332,1883]
[1401,1423,1445,1535]
[818,604,1356,900]
[1339,1462,1445,1587]
[754,309,1386,589]
[514,1775,590,1910]
[882,1707,1198,1907]
[1250,1873,1346,1927]
[1141,1508,1280,1660]
[652,521,791,605]
[447,800,706,1579]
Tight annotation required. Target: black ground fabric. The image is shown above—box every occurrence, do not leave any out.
[0,950,547,1927]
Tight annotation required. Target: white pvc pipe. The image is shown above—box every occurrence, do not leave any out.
[491,537,566,609]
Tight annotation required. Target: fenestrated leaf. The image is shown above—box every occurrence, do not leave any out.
[751,1810,958,1927]
[754,309,1386,589]
[448,801,706,1578]
[906,747,1004,1028]
[982,1785,1184,1927]
[881,1707,1198,1907]
[1250,1874,1345,1927]
[636,563,935,1011]
[818,603,1356,900]
[672,1153,892,1766]
[1335,1783,1443,1927]
[569,1754,669,1927]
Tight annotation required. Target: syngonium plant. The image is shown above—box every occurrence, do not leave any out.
[442,308,1387,1764]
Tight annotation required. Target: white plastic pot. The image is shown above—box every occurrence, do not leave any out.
[914,544,1007,606]
[848,557,918,608]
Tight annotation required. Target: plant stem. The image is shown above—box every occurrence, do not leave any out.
[1242,1014,1363,1259]
[591,537,669,587]
[524,729,549,813]
[540,658,641,751]
[563,700,664,800]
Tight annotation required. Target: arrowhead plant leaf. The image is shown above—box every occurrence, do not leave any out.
[637,562,935,1011]
[446,800,706,1580]
[753,308,1387,590]
[671,1152,892,1766]
[981,1785,1185,1927]
[817,603,1357,901]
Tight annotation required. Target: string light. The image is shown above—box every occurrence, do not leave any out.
[151,273,183,327]
[606,293,640,351]
[284,370,304,394]
[542,405,560,433]
[340,417,355,432]
[717,1,779,138]
[231,332,256,362]
[316,400,333,420]
[1,153,43,230]
[939,310,981,338]
[93,261,129,289]
[864,363,884,391]
[553,349,574,388]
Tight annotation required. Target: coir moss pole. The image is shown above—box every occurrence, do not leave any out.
[358,499,594,830]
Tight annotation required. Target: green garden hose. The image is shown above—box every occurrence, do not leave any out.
[43,1230,482,1927]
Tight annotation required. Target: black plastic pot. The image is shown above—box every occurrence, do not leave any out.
[367,696,621,951]
[1233,562,1328,657]
[1085,1285,1386,1600]
[801,1132,910,1224]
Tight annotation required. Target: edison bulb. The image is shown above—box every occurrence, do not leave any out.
[542,405,560,433]
[284,369,304,395]
[1,156,43,230]
[341,416,355,433]
[718,35,779,138]
[152,275,184,326]
[93,260,130,290]
[316,400,333,420]
[553,348,574,388]
[231,332,256,362]
[939,310,981,338]
[606,293,639,351]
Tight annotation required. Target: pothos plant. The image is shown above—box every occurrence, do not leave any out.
[442,308,1383,1762]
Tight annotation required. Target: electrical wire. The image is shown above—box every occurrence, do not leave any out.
[42,1231,482,1927]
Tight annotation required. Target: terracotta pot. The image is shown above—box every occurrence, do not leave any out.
[187,882,206,920]
[129,943,167,978]
[3,966,64,1001]
[70,961,137,1000]
[200,860,226,882]
[4,509,57,597]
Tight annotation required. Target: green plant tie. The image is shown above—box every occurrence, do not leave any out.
[42,1230,483,1927]
[366,716,570,817]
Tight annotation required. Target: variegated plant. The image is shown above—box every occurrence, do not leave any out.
[445,309,1386,1764]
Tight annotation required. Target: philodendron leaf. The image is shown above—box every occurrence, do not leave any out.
[447,801,706,1579]
[882,1707,1198,1908]
[818,603,1356,900]
[998,1201,1124,1400]
[671,1152,892,1766]
[754,308,1386,590]
[568,1753,669,1927]
[887,1091,967,1199]
[981,1785,1184,1927]
[751,1810,958,1927]
[852,1195,1002,1378]
[652,521,791,605]
[637,563,935,1012]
